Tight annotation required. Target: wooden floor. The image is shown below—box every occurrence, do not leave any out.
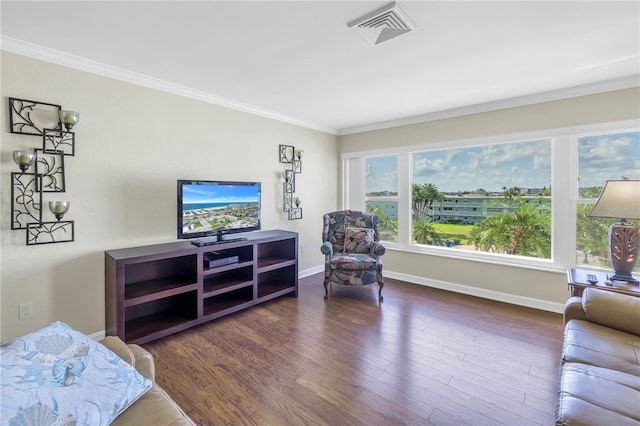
[143,274,564,425]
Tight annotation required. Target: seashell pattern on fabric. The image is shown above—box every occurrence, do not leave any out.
[60,342,89,358]
[36,334,72,355]
[52,358,85,386]
[8,403,60,426]
[1,321,152,426]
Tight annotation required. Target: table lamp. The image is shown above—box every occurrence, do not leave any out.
[587,179,640,283]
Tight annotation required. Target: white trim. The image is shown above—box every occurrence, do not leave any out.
[341,119,640,159]
[89,330,106,341]
[3,36,637,137]
[388,245,564,273]
[385,270,565,313]
[0,36,337,135]
[300,265,323,278]
[339,75,640,135]
[342,119,640,272]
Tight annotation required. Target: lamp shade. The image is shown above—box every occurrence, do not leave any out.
[13,150,36,172]
[59,110,79,130]
[587,180,640,221]
[49,201,70,220]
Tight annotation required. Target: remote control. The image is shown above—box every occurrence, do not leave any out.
[586,274,598,284]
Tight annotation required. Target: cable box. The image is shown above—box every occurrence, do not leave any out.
[204,254,239,268]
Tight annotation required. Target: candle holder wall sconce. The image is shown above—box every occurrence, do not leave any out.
[279,144,303,220]
[8,98,78,245]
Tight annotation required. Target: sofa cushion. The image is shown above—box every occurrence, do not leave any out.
[583,288,640,336]
[1,322,152,426]
[556,363,640,425]
[562,319,640,376]
[111,383,195,426]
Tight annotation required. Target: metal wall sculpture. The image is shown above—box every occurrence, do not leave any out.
[279,144,303,220]
[8,97,77,245]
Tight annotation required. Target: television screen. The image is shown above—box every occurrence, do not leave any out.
[178,180,261,244]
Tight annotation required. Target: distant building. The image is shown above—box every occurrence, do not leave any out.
[430,195,551,224]
[367,195,551,224]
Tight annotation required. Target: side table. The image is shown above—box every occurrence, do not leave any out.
[567,268,640,298]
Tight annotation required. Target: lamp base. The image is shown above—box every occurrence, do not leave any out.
[607,272,639,285]
[608,222,639,284]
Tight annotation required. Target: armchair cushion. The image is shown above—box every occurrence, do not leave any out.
[329,253,379,270]
[344,227,374,253]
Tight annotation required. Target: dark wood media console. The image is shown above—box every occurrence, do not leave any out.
[105,230,298,344]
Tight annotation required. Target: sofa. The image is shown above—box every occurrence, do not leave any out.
[101,336,195,425]
[556,287,640,425]
[1,321,194,425]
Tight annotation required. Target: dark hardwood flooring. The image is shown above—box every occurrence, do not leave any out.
[143,274,564,425]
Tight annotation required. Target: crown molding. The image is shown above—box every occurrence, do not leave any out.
[3,36,637,137]
[338,75,640,135]
[1,36,338,135]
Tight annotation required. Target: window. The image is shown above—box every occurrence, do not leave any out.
[365,156,399,242]
[411,139,552,258]
[575,130,640,272]
[343,120,638,272]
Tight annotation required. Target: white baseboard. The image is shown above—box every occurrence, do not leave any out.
[299,265,323,278]
[385,270,564,314]
[89,330,106,341]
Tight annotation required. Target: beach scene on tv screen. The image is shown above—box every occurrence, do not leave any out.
[182,184,260,234]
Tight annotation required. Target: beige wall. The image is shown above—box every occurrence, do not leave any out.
[2,50,638,341]
[338,87,640,309]
[1,52,338,341]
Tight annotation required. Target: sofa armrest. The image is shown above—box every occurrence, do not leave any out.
[100,336,155,381]
[100,336,136,365]
[563,296,586,325]
[129,343,155,381]
[582,287,640,336]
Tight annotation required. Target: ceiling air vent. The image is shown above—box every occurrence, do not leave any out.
[348,2,416,45]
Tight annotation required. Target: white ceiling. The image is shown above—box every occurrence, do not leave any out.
[1,1,639,135]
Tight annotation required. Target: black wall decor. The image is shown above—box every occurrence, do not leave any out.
[8,97,77,245]
[279,144,303,220]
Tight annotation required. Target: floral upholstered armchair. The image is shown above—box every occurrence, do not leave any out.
[321,210,386,301]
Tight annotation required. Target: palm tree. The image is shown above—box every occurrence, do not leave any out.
[502,186,522,201]
[413,219,444,245]
[576,204,610,261]
[470,203,551,258]
[412,183,444,222]
[366,203,398,241]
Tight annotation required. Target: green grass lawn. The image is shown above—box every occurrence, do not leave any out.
[432,223,474,244]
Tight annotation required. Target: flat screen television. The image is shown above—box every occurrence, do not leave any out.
[177,180,261,246]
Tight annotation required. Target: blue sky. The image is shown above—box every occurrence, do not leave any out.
[578,131,640,187]
[183,183,260,204]
[366,131,640,193]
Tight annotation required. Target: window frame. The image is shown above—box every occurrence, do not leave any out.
[342,119,639,273]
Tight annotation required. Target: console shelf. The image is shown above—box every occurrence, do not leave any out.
[106,230,298,344]
[124,278,198,306]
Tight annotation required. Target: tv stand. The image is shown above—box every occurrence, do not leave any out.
[191,236,247,247]
[105,230,298,344]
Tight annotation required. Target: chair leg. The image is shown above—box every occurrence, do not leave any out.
[378,278,384,301]
[324,279,329,299]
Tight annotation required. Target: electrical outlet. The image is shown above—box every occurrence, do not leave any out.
[19,303,33,320]
[300,245,305,254]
